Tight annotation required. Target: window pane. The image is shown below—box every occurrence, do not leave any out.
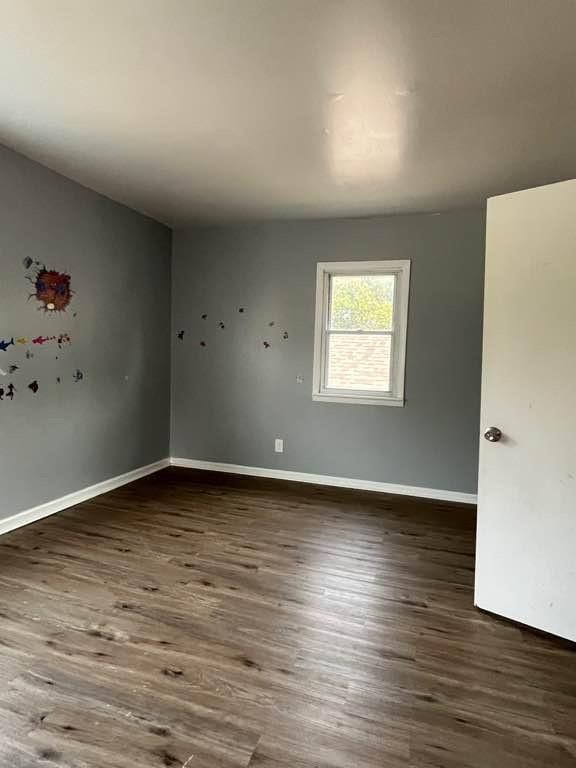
[326,333,392,392]
[329,274,395,331]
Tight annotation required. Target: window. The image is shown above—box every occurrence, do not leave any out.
[312,260,410,406]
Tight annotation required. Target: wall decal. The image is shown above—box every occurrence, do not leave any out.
[8,333,72,349]
[0,338,14,352]
[0,368,6,377]
[73,369,84,382]
[28,380,39,394]
[8,365,18,374]
[56,376,61,384]
[30,267,72,313]
[22,257,33,270]
[25,350,34,359]
[0,383,16,399]
[180,302,286,360]
[11,334,74,348]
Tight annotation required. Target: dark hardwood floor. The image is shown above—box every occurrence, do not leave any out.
[0,468,574,767]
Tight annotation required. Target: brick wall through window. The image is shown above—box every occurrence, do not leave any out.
[326,334,392,392]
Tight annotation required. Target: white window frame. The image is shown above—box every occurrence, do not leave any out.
[312,260,410,406]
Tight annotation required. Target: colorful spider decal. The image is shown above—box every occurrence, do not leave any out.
[33,268,72,312]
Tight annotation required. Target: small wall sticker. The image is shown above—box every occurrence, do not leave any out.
[0,338,14,352]
[73,369,84,382]
[28,380,39,394]
[177,330,185,340]
[0,383,16,399]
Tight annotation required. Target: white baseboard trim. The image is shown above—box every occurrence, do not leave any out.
[0,459,170,537]
[0,457,475,540]
[170,458,477,505]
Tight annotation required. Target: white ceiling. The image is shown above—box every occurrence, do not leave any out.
[1,0,575,226]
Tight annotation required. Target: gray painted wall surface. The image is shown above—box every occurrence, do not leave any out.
[0,145,171,519]
[171,209,485,494]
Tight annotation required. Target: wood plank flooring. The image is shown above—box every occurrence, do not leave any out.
[0,468,574,767]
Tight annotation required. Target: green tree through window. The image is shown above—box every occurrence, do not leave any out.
[330,275,395,331]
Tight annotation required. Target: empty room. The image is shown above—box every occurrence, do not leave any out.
[0,1,575,766]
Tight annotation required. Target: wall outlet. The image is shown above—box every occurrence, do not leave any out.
[275,438,284,453]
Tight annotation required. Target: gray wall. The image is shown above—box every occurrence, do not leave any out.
[0,145,171,519]
[171,209,485,495]
[0,144,484,516]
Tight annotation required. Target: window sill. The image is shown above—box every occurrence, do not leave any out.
[312,392,405,407]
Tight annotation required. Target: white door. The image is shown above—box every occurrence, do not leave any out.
[476,179,576,642]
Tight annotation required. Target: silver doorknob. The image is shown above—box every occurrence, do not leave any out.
[484,426,503,443]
